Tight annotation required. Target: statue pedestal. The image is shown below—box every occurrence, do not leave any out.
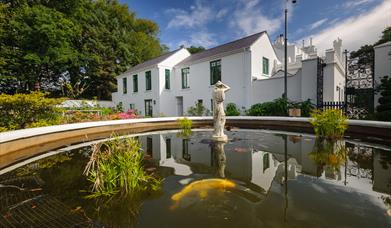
[212,134,228,142]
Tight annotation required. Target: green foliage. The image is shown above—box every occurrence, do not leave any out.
[84,137,161,198]
[0,92,63,130]
[187,102,210,116]
[225,103,240,116]
[376,76,391,121]
[187,46,205,54]
[247,98,314,117]
[247,98,289,116]
[310,109,348,139]
[0,0,163,99]
[177,117,192,138]
[309,139,347,171]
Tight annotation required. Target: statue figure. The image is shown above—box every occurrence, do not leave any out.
[212,142,226,178]
[212,81,230,142]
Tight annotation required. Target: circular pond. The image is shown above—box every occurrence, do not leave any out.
[0,129,390,227]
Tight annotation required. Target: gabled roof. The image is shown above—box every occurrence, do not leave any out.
[123,48,183,75]
[177,31,266,66]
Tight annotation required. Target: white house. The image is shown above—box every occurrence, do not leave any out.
[112,31,346,116]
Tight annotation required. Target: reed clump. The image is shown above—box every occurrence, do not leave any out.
[83,137,161,198]
[310,109,348,139]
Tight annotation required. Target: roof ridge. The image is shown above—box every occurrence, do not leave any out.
[191,31,266,57]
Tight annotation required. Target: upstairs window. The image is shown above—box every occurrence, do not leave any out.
[210,59,221,85]
[133,75,138,92]
[165,69,170,90]
[122,77,127,94]
[181,67,190,89]
[145,71,151,91]
[262,57,269,75]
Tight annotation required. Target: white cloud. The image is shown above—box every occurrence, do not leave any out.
[299,0,391,54]
[342,0,374,9]
[230,0,284,36]
[309,18,328,30]
[216,8,228,19]
[178,31,217,48]
[166,0,212,29]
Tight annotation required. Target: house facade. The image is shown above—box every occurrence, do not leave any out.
[112,31,345,116]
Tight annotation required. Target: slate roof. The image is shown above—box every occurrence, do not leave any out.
[123,48,183,74]
[177,31,266,66]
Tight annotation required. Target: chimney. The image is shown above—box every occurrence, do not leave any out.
[302,40,304,48]
[310,37,313,46]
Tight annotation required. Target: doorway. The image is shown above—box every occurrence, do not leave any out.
[176,96,183,116]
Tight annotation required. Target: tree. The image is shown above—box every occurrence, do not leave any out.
[350,26,391,65]
[376,76,391,121]
[0,0,163,100]
[187,46,205,54]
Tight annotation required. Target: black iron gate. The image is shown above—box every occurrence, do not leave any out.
[345,56,374,119]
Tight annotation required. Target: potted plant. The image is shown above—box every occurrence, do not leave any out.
[288,101,301,117]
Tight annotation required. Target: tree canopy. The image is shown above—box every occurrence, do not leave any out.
[187,46,205,54]
[0,0,165,99]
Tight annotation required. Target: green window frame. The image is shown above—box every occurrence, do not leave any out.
[122,77,127,94]
[133,75,138,92]
[166,138,171,158]
[181,68,190,89]
[210,59,221,85]
[145,71,151,91]
[145,99,153,117]
[165,69,170,90]
[262,57,269,75]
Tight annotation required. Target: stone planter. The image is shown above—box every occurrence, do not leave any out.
[288,108,301,117]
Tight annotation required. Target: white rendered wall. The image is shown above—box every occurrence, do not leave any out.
[374,42,391,108]
[112,48,190,116]
[323,49,346,102]
[173,51,249,115]
[300,58,318,103]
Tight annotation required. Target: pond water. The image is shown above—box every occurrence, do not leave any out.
[0,130,390,227]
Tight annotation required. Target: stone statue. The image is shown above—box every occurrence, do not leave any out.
[212,81,230,142]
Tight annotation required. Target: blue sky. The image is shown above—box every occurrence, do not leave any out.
[121,0,390,53]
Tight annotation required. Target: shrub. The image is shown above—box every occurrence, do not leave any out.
[84,137,161,198]
[247,98,315,117]
[247,98,288,116]
[310,109,348,139]
[226,103,240,116]
[177,117,192,138]
[0,92,63,130]
[376,76,391,121]
[299,99,315,117]
[187,102,210,116]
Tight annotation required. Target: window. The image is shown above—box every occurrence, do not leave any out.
[133,75,138,92]
[166,138,171,158]
[145,99,153,117]
[146,137,153,157]
[262,57,269,75]
[263,153,270,173]
[165,69,170,90]
[122,77,127,94]
[210,60,221,85]
[182,139,190,161]
[181,68,190,89]
[129,104,135,110]
[145,71,151,90]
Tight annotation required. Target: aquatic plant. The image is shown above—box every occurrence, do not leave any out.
[83,137,161,198]
[309,139,347,172]
[310,109,348,139]
[177,117,192,138]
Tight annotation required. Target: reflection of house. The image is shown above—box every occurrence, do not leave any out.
[372,149,391,194]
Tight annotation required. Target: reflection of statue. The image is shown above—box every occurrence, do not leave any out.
[212,81,230,142]
[213,142,226,178]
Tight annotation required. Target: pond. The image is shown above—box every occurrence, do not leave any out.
[0,129,390,227]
